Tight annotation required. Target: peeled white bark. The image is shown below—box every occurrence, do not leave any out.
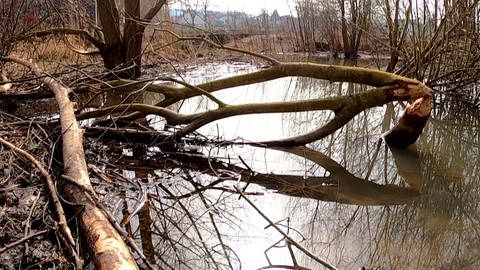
[6,56,138,270]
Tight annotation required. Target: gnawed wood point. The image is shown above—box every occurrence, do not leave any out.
[384,83,434,147]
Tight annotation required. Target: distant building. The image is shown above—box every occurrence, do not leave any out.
[24,0,65,26]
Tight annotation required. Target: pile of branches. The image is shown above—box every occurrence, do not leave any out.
[0,112,69,269]
[0,52,435,269]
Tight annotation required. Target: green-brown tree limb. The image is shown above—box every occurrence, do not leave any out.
[79,62,432,147]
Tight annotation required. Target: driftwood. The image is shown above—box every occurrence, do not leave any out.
[5,56,138,269]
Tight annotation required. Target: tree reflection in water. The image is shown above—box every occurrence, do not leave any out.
[87,64,479,269]
[281,93,480,269]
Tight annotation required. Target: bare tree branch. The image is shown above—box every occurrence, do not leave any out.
[28,28,105,50]
[158,29,281,65]
[144,0,168,22]
[0,137,82,268]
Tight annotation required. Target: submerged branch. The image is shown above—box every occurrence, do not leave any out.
[237,188,338,270]
[121,149,419,205]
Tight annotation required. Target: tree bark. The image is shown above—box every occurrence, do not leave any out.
[80,62,434,148]
[6,56,138,270]
[383,94,433,147]
[95,0,166,79]
[124,0,143,79]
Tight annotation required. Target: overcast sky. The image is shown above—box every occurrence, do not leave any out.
[171,0,295,16]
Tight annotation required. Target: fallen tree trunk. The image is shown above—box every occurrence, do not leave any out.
[383,94,433,147]
[5,56,138,269]
[78,62,434,148]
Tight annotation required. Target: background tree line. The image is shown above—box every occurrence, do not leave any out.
[16,0,476,105]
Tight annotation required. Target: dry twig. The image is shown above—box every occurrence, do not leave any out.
[0,137,82,268]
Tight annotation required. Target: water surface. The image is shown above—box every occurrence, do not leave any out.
[108,61,480,269]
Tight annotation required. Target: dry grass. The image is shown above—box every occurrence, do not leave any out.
[13,37,96,71]
[226,32,295,54]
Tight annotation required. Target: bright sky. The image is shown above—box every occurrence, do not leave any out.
[171,0,295,16]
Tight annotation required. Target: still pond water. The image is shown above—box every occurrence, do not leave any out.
[116,60,480,270]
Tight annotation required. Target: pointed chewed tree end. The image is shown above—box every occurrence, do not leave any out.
[383,93,433,147]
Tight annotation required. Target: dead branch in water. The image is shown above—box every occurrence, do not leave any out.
[78,62,433,147]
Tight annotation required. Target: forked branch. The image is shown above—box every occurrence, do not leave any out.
[80,62,433,147]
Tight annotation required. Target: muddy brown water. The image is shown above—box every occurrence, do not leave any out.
[83,60,480,269]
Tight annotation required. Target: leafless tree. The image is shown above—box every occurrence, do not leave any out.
[338,0,372,59]
[0,0,33,58]
[29,0,168,79]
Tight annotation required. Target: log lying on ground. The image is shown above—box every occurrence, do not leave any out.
[5,56,138,269]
